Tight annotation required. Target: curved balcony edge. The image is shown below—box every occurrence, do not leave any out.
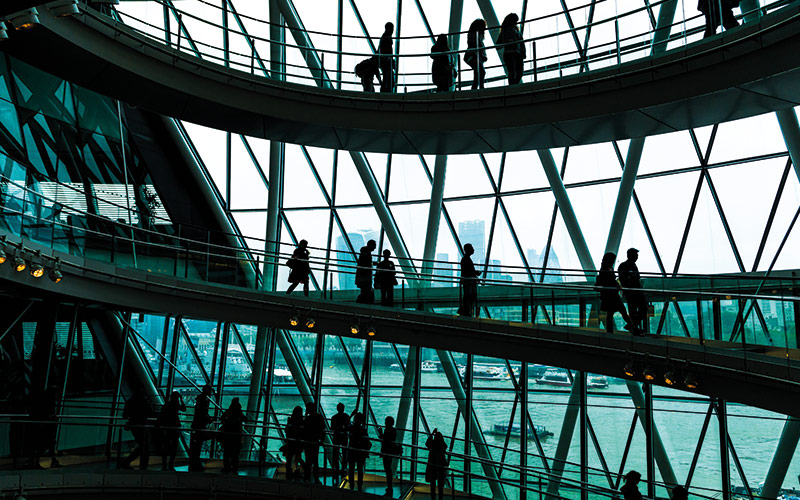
[1,241,798,418]
[1,6,800,154]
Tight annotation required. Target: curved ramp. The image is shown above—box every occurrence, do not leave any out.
[2,5,800,154]
[1,243,798,418]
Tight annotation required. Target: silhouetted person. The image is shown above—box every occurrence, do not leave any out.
[597,252,633,333]
[302,402,325,483]
[348,412,370,491]
[425,429,448,500]
[378,415,398,495]
[220,397,246,473]
[431,34,456,92]
[497,13,526,85]
[379,22,395,93]
[375,249,398,307]
[158,391,184,471]
[618,248,646,335]
[355,56,380,92]
[620,471,643,500]
[120,387,151,470]
[188,384,213,472]
[671,485,689,500]
[282,405,304,480]
[356,239,377,304]
[458,243,481,317]
[698,0,739,38]
[287,239,311,296]
[465,19,487,89]
[331,403,350,481]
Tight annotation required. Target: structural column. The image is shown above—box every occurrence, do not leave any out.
[422,155,448,278]
[761,417,800,499]
[538,150,594,274]
[605,138,645,255]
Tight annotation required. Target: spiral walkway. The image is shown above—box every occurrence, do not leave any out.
[2,3,800,154]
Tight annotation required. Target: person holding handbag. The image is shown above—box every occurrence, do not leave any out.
[286,240,310,296]
[596,252,633,333]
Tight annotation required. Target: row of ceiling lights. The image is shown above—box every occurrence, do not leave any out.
[623,354,698,389]
[0,236,63,283]
[0,0,81,39]
[288,308,377,336]
[284,312,698,388]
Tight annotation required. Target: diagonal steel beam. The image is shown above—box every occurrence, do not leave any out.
[761,417,800,499]
[436,349,507,500]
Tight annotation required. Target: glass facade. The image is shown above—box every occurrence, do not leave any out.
[1,1,800,499]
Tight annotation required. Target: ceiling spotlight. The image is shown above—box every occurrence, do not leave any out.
[350,324,359,335]
[305,317,315,329]
[642,365,656,382]
[13,256,26,272]
[29,262,44,278]
[0,246,6,265]
[684,371,698,390]
[49,258,63,283]
[623,360,636,378]
[289,315,299,327]
[8,9,40,30]
[47,0,80,17]
[663,368,677,386]
[367,325,376,337]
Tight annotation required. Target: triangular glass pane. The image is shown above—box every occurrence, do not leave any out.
[391,201,430,268]
[501,150,550,192]
[330,221,357,291]
[686,405,723,492]
[336,0,382,91]
[567,182,620,261]
[443,154,495,197]
[634,172,702,273]
[502,191,560,281]
[750,165,799,273]
[182,122,228,203]
[283,144,329,208]
[181,318,219,384]
[335,152,374,205]
[618,194,664,275]
[230,135,269,210]
[364,152,388,193]
[678,182,741,274]
[431,212,461,289]
[652,388,710,482]
[444,197,495,267]
[303,145,334,196]
[726,406,787,492]
[708,157,786,270]
[709,113,786,165]
[283,208,331,288]
[242,135,271,179]
[548,211,585,281]
[335,206,382,289]
[638,130,699,176]
[232,210,267,243]
[388,154,432,202]
[486,206,529,284]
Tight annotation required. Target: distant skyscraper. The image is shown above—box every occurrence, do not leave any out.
[527,247,564,283]
[458,220,486,266]
[336,229,380,290]
[433,252,454,287]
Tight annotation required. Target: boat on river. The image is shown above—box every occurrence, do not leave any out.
[487,423,554,439]
[536,369,609,389]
